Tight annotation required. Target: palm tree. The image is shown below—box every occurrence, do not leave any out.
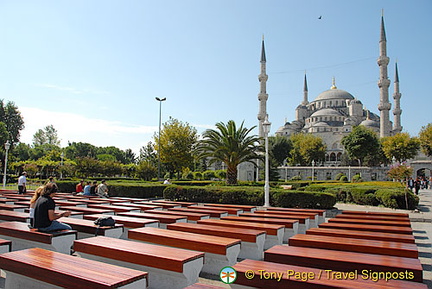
[198,120,263,185]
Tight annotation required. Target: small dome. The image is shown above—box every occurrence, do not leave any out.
[312,122,330,127]
[314,89,355,101]
[360,119,379,128]
[310,108,342,117]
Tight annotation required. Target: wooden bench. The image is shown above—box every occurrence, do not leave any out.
[328,217,412,227]
[0,204,27,212]
[154,200,198,207]
[222,215,298,243]
[0,247,148,288]
[0,221,76,254]
[0,198,14,205]
[288,234,418,258]
[198,219,284,250]
[59,206,115,215]
[191,205,243,215]
[264,245,423,282]
[117,211,187,228]
[0,209,30,223]
[335,212,410,222]
[319,222,414,235]
[267,207,326,224]
[128,227,241,275]
[145,209,210,223]
[83,214,159,238]
[74,236,204,289]
[254,210,318,229]
[110,202,163,212]
[239,212,310,233]
[231,259,428,289]
[143,201,182,209]
[169,207,229,218]
[87,204,142,213]
[341,210,409,218]
[0,238,11,254]
[58,217,124,239]
[202,203,257,212]
[306,227,416,244]
[168,222,266,260]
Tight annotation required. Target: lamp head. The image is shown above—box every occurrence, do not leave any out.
[4,140,10,150]
[155,97,167,102]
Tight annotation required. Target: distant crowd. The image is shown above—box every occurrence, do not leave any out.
[406,176,432,195]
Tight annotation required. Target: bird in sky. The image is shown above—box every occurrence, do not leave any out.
[318,16,322,19]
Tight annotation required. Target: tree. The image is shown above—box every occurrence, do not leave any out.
[32,125,60,146]
[155,117,198,177]
[387,164,413,182]
[123,149,136,164]
[381,132,420,163]
[341,126,381,166]
[0,99,25,144]
[139,141,157,165]
[198,120,262,185]
[136,161,157,181]
[419,123,432,157]
[269,136,292,166]
[65,142,97,159]
[288,133,326,166]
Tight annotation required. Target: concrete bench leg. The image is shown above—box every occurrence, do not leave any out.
[238,235,265,260]
[0,234,75,255]
[263,232,284,250]
[78,252,203,289]
[202,244,240,275]
[282,224,298,243]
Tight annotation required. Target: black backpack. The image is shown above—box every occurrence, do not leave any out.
[94,216,116,236]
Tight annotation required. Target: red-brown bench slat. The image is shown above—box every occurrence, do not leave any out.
[145,209,210,221]
[169,207,228,218]
[265,245,423,282]
[83,214,160,228]
[222,215,297,229]
[0,209,31,222]
[307,227,416,244]
[341,210,409,218]
[117,211,186,224]
[289,234,418,258]
[128,227,241,256]
[335,213,410,221]
[328,217,411,227]
[0,247,147,289]
[319,222,413,235]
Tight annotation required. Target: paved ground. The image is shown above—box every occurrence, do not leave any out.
[1,188,431,288]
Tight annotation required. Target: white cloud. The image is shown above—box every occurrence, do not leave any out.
[20,107,156,153]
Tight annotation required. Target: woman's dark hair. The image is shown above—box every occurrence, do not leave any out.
[43,183,58,196]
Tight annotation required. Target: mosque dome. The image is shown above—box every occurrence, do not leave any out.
[310,108,342,117]
[360,119,379,128]
[315,88,355,101]
[313,78,355,101]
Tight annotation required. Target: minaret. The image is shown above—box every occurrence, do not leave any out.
[392,62,402,134]
[302,72,309,106]
[257,36,269,139]
[377,12,391,137]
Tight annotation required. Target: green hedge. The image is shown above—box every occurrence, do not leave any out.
[56,181,166,199]
[375,189,419,210]
[272,190,336,209]
[163,186,264,205]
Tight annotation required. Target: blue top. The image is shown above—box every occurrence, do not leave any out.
[83,185,91,195]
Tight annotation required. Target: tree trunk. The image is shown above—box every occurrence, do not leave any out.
[227,166,237,185]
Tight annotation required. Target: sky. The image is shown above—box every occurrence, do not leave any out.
[0,0,431,155]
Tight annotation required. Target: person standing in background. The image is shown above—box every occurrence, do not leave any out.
[18,172,27,194]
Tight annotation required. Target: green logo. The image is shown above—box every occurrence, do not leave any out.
[219,266,237,284]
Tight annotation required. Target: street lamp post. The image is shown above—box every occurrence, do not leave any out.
[60,152,64,179]
[311,160,315,181]
[262,116,271,207]
[3,141,10,189]
[155,97,166,181]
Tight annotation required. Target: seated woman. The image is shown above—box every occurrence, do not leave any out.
[33,183,72,232]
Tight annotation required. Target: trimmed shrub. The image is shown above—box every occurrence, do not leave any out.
[272,190,336,209]
[163,186,263,205]
[375,188,419,210]
[339,175,348,182]
[203,170,216,180]
[350,188,379,206]
[335,173,346,181]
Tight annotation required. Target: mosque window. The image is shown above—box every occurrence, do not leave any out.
[330,101,332,106]
[336,101,338,106]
